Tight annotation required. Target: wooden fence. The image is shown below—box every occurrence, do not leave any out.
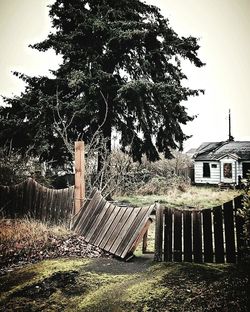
[0,178,74,225]
[154,195,245,263]
[72,188,155,259]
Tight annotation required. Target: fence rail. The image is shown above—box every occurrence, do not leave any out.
[154,195,245,263]
[0,178,74,225]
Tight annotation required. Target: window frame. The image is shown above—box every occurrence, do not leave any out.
[223,163,232,178]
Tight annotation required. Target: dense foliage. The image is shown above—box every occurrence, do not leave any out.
[0,0,204,167]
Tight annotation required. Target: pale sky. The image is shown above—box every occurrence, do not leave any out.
[0,0,249,151]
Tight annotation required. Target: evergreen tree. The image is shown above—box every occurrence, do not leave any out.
[0,0,204,167]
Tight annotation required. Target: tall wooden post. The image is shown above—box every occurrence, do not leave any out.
[74,141,85,214]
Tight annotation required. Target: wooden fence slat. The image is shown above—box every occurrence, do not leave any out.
[105,208,132,252]
[183,210,192,262]
[93,204,117,246]
[193,210,202,263]
[213,206,224,263]
[164,208,173,261]
[142,229,148,253]
[234,195,244,262]
[224,200,236,263]
[72,188,97,231]
[75,191,101,233]
[100,208,126,250]
[173,210,182,262]
[109,208,140,255]
[83,197,107,240]
[120,205,154,259]
[85,201,110,242]
[202,208,213,262]
[154,204,164,261]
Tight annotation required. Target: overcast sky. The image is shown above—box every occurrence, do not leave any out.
[0,0,249,150]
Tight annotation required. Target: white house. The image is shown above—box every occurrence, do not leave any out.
[193,141,250,185]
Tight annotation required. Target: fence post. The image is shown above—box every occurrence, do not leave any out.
[154,203,164,261]
[74,141,85,214]
[142,229,148,253]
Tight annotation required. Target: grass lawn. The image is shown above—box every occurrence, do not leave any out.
[114,185,242,208]
[0,257,249,312]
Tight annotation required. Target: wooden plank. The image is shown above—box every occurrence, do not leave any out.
[44,187,51,222]
[64,187,73,226]
[71,188,97,230]
[203,208,213,262]
[109,208,140,255]
[193,210,202,263]
[120,205,155,258]
[173,209,182,262]
[34,183,41,220]
[234,195,244,262]
[154,204,164,261]
[213,206,224,263]
[90,203,116,245]
[74,141,85,214]
[26,178,36,216]
[128,219,153,256]
[224,200,236,263]
[82,197,106,238]
[183,210,192,262]
[164,208,173,262]
[45,189,52,222]
[56,188,64,223]
[85,201,110,242]
[100,207,126,250]
[50,189,58,223]
[74,191,101,234]
[142,229,148,253]
[104,207,133,252]
[93,204,120,246]
[42,187,50,222]
[76,192,102,235]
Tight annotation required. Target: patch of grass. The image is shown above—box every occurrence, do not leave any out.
[115,186,241,208]
[0,258,248,312]
[0,258,90,310]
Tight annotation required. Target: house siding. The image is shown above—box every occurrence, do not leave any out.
[194,161,220,184]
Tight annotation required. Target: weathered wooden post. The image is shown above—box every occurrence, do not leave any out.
[154,203,164,261]
[74,141,85,214]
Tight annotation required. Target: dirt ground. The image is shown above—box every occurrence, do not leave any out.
[0,255,249,312]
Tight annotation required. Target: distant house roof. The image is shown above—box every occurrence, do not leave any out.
[186,148,197,155]
[194,141,250,161]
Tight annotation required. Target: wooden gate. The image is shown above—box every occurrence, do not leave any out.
[154,195,245,263]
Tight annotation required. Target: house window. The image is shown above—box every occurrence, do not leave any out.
[242,163,250,179]
[211,164,217,168]
[223,163,232,178]
[203,163,210,178]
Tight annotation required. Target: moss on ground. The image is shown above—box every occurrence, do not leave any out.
[0,258,249,312]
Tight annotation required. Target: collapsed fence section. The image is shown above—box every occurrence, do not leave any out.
[154,195,245,263]
[0,178,74,225]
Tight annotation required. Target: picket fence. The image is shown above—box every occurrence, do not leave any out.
[154,195,245,263]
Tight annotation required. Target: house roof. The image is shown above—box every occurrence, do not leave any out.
[194,141,250,161]
[186,148,197,155]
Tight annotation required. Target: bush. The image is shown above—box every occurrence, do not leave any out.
[136,175,190,195]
